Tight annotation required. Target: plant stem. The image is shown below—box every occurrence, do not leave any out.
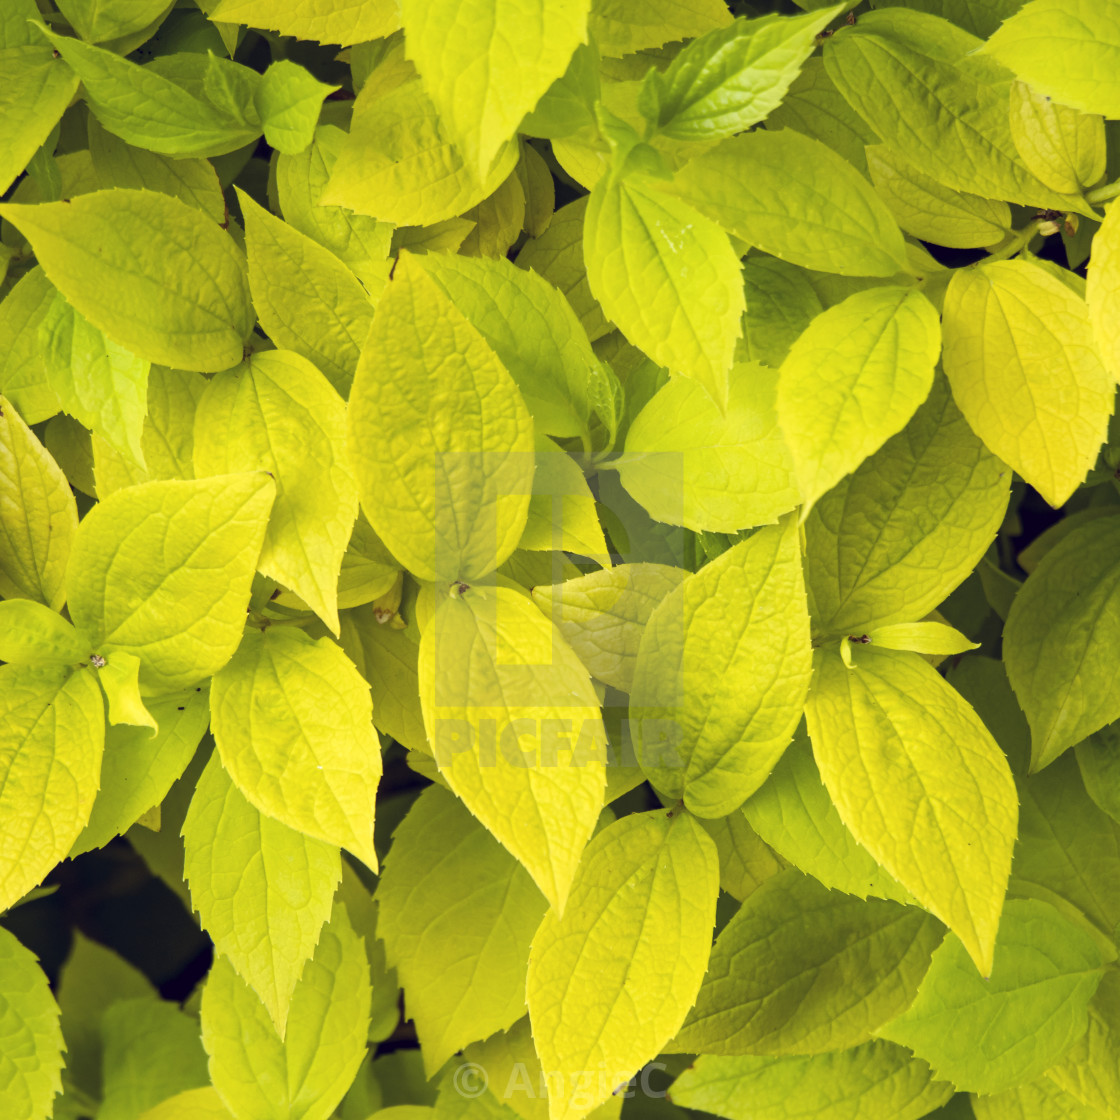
[982,219,1044,264]
[1087,178,1120,205]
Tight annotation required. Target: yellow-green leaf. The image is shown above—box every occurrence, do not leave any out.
[1047,968,1120,1117]
[631,519,812,817]
[530,563,688,692]
[210,627,382,871]
[0,189,253,373]
[617,361,799,533]
[347,253,534,583]
[584,175,744,409]
[183,753,341,1037]
[0,663,104,912]
[589,0,731,57]
[194,350,358,634]
[942,258,1112,508]
[0,267,63,425]
[777,286,940,513]
[401,0,590,177]
[527,809,719,1120]
[66,474,275,692]
[418,584,606,910]
[1009,80,1105,195]
[208,0,400,45]
[0,395,76,610]
[519,434,608,560]
[1087,197,1120,380]
[666,130,908,277]
[806,645,1018,976]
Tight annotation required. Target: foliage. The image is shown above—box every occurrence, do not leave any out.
[1,1,1119,1119]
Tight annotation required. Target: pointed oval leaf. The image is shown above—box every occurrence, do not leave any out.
[377,785,548,1075]
[0,267,63,425]
[400,0,591,177]
[0,928,64,1120]
[617,362,799,533]
[743,726,913,904]
[1047,967,1120,1117]
[239,190,372,396]
[530,563,688,693]
[591,0,731,57]
[184,754,341,1037]
[1087,197,1120,380]
[777,286,940,512]
[631,518,812,818]
[672,868,943,1056]
[0,396,76,609]
[66,474,274,692]
[876,899,1103,1094]
[418,585,606,910]
[527,810,719,1120]
[1009,80,1105,195]
[806,646,1018,976]
[942,259,1112,509]
[584,176,745,409]
[0,189,253,373]
[666,130,908,277]
[194,350,359,634]
[211,627,381,871]
[670,1042,953,1120]
[348,253,534,583]
[0,663,104,912]
[208,0,400,45]
[202,904,371,1120]
[136,1087,236,1120]
[803,376,1010,635]
[1004,514,1120,771]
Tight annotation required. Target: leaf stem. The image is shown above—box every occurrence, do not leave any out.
[1087,178,1120,205]
[982,219,1044,264]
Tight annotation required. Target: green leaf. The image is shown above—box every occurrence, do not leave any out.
[698,811,782,903]
[516,195,611,344]
[807,646,1018,976]
[527,810,719,1120]
[672,867,943,1055]
[519,434,608,559]
[0,396,76,609]
[194,350,358,633]
[1077,722,1120,825]
[803,376,1010,635]
[530,563,688,692]
[777,286,939,513]
[0,599,89,666]
[971,1078,1108,1120]
[865,145,1012,251]
[589,0,731,56]
[1088,197,1120,381]
[254,60,337,155]
[72,689,209,854]
[823,14,1087,214]
[0,268,63,426]
[419,583,607,909]
[983,0,1120,119]
[670,1042,953,1120]
[87,117,226,225]
[400,0,590,177]
[202,904,371,1120]
[631,518,812,817]
[864,621,977,657]
[184,753,341,1036]
[67,473,274,691]
[55,0,172,43]
[739,255,823,368]
[136,1088,237,1120]
[322,61,519,227]
[40,30,260,158]
[96,648,157,730]
[239,190,372,395]
[39,292,149,467]
[275,124,392,295]
[414,251,604,443]
[0,189,253,374]
[0,927,64,1119]
[520,41,600,142]
[1047,967,1120,1118]
[347,253,534,583]
[1009,80,1105,195]
[377,785,548,1074]
[743,725,913,904]
[99,997,210,1120]
[0,47,79,195]
[208,0,399,44]
[211,627,381,870]
[876,899,1103,1094]
[584,175,745,409]
[942,259,1112,509]
[617,361,799,533]
[666,130,908,277]
[640,6,843,140]
[1004,514,1120,770]
[0,663,104,913]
